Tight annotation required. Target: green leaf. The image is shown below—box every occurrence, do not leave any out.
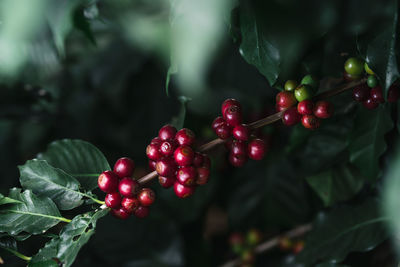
[37,139,110,190]
[306,163,364,207]
[348,105,393,182]
[30,209,108,267]
[0,188,67,236]
[297,198,388,266]
[170,96,191,129]
[19,159,83,210]
[366,1,399,98]
[0,193,23,206]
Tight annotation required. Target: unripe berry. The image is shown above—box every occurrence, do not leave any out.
[388,83,400,102]
[221,98,241,117]
[344,57,364,76]
[215,123,231,139]
[241,250,255,264]
[175,128,196,146]
[301,75,319,91]
[278,237,293,251]
[232,124,249,141]
[118,177,139,198]
[105,192,122,209]
[113,157,135,178]
[111,207,131,220]
[121,197,139,213]
[158,175,176,188]
[364,62,375,75]
[159,140,177,156]
[174,182,195,198]
[282,107,301,126]
[158,124,177,141]
[367,75,378,88]
[134,206,149,218]
[156,158,177,177]
[363,98,379,109]
[301,115,320,129]
[212,116,225,130]
[276,91,297,108]
[297,100,314,115]
[224,105,242,126]
[284,80,298,91]
[248,139,266,160]
[193,152,204,167]
[229,153,247,167]
[370,86,384,103]
[177,166,197,186]
[231,140,247,156]
[229,232,244,254]
[174,145,194,166]
[353,84,370,102]
[138,188,155,206]
[98,171,119,193]
[196,167,210,185]
[246,229,262,246]
[313,101,333,119]
[294,85,313,102]
[146,143,162,161]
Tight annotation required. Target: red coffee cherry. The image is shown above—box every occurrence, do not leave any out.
[196,167,210,185]
[202,154,211,169]
[177,166,197,186]
[231,140,247,156]
[313,101,333,119]
[224,105,242,126]
[175,128,196,146]
[156,158,177,177]
[297,100,314,115]
[151,137,162,145]
[352,84,370,102]
[222,98,241,116]
[173,182,195,198]
[215,123,232,139]
[301,115,320,130]
[388,83,400,102]
[149,160,157,171]
[111,207,131,220]
[159,140,177,156]
[174,145,194,166]
[138,188,155,207]
[146,143,162,161]
[248,139,266,160]
[370,86,384,103]
[158,176,176,188]
[118,177,139,198]
[232,124,249,141]
[276,104,287,112]
[193,152,204,167]
[212,116,226,130]
[158,124,177,141]
[113,157,135,178]
[282,107,301,126]
[229,153,247,167]
[121,197,140,213]
[134,206,149,218]
[363,98,379,109]
[98,171,119,193]
[105,192,122,209]
[276,91,297,108]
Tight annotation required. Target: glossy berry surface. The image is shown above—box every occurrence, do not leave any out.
[196,167,210,185]
[98,171,119,193]
[148,160,157,171]
[294,85,313,102]
[193,152,204,167]
[121,197,140,213]
[388,84,400,102]
[248,139,266,160]
[232,124,249,141]
[175,128,195,146]
[158,175,176,188]
[118,177,139,197]
[297,100,314,115]
[301,75,318,91]
[276,104,286,112]
[221,98,241,116]
[276,91,297,108]
[212,116,225,130]
[146,143,162,160]
[134,206,149,218]
[231,140,247,156]
[158,124,177,141]
[229,153,247,167]
[174,145,194,166]
[138,188,155,206]
[215,123,231,139]
[156,158,177,177]
[352,84,370,102]
[105,192,122,209]
[113,157,135,178]
[111,207,131,220]
[301,115,320,130]
[174,182,195,198]
[151,137,162,145]
[224,105,242,126]
[363,98,379,109]
[284,80,298,91]
[370,86,384,103]
[313,101,333,119]
[159,140,177,156]
[282,107,301,126]
[177,166,197,186]
[367,75,378,88]
[344,57,364,76]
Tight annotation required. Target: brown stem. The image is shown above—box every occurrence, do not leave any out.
[137,78,366,185]
[220,224,312,267]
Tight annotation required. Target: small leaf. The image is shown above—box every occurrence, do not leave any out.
[38,139,110,190]
[19,159,83,210]
[348,105,393,182]
[0,189,65,236]
[0,193,23,206]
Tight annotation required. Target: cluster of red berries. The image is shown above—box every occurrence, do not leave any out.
[146,124,210,198]
[212,99,267,167]
[228,229,263,266]
[278,236,305,254]
[276,76,333,130]
[97,157,155,219]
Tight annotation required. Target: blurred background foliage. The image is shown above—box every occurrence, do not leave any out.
[1,0,400,266]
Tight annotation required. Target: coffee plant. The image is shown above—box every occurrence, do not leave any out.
[1,0,400,266]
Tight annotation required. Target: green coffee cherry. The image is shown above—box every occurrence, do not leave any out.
[344,57,364,76]
[294,85,314,102]
[301,74,319,91]
[284,80,298,91]
[367,75,378,88]
[364,62,375,75]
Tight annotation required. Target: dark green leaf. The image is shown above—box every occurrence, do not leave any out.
[348,105,393,182]
[19,160,83,210]
[297,198,388,266]
[0,193,23,206]
[37,139,110,190]
[30,209,108,267]
[0,188,65,236]
[0,235,17,254]
[306,163,364,207]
